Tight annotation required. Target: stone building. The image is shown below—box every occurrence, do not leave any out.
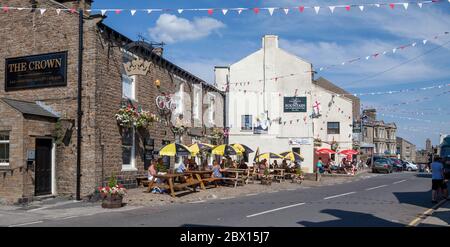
[396,137,416,162]
[0,0,224,204]
[360,109,397,158]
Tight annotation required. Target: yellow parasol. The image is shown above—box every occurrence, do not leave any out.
[232,143,254,154]
[189,143,214,156]
[159,143,193,157]
[257,152,284,160]
[211,144,243,156]
[280,151,304,162]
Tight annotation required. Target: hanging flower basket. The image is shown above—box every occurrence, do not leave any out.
[331,141,339,151]
[135,111,158,129]
[314,138,322,147]
[115,104,158,129]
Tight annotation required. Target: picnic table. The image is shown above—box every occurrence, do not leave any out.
[271,168,285,182]
[183,170,217,189]
[145,173,201,197]
[221,168,249,187]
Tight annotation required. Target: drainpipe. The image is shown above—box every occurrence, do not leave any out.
[76,9,84,201]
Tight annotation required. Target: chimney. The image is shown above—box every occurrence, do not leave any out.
[55,0,93,10]
[152,47,164,57]
[262,35,279,49]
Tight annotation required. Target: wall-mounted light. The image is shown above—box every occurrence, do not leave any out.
[155,79,161,87]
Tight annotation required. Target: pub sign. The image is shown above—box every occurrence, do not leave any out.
[5,51,68,91]
[284,97,307,112]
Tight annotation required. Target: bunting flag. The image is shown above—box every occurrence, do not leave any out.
[1,1,441,17]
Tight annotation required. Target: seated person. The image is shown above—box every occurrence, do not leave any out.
[175,158,188,173]
[212,161,225,178]
[189,159,199,171]
[148,159,158,181]
[238,160,248,169]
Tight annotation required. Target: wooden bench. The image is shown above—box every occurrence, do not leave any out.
[136,176,148,187]
[172,179,201,191]
[202,177,221,187]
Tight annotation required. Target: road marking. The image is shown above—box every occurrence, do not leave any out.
[246,193,259,196]
[62,216,79,220]
[323,192,356,200]
[393,180,407,184]
[8,221,44,227]
[365,185,388,191]
[220,196,235,200]
[268,191,278,193]
[407,199,447,227]
[189,200,206,204]
[246,202,306,218]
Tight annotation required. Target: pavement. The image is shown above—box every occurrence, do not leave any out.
[1,171,447,227]
[417,199,450,227]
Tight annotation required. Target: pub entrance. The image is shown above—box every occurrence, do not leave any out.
[35,138,53,196]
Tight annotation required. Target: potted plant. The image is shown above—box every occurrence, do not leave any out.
[136,110,158,129]
[261,168,272,185]
[99,174,127,209]
[292,168,304,184]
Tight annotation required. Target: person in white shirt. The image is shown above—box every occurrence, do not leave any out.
[431,157,448,203]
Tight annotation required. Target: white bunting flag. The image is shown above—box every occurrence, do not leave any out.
[382,51,387,55]
[319,67,324,71]
[393,48,397,53]
[423,39,428,45]
[375,4,381,7]
[237,9,243,14]
[131,10,136,16]
[365,56,370,60]
[147,9,153,14]
[403,3,409,10]
[177,9,183,14]
[101,9,107,16]
[314,6,320,14]
[418,3,423,8]
[284,8,289,15]
[359,6,364,11]
[329,6,335,13]
[412,42,417,47]
[17,8,25,10]
[39,8,46,15]
[222,9,228,15]
[56,9,61,15]
[268,8,275,16]
[342,62,345,65]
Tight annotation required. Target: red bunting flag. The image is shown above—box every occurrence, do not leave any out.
[2,6,9,12]
[208,9,213,15]
[346,6,351,11]
[299,6,305,12]
[389,3,395,9]
[253,8,260,14]
[70,8,76,13]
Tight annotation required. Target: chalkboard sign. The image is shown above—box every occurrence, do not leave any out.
[284,97,307,112]
[5,51,68,91]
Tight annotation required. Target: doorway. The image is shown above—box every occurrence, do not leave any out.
[35,138,53,196]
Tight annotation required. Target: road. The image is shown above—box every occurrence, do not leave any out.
[7,172,439,227]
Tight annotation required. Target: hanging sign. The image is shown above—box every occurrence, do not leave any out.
[284,97,307,112]
[5,51,67,91]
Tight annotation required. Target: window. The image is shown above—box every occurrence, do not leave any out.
[122,74,136,100]
[208,94,216,124]
[193,85,201,119]
[0,132,9,166]
[122,128,136,170]
[175,83,184,115]
[241,115,253,131]
[327,122,340,134]
[363,127,368,138]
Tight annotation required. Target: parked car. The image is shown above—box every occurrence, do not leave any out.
[366,156,385,167]
[372,158,394,174]
[404,161,418,171]
[389,158,404,172]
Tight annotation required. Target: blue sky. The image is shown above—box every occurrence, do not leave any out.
[92,0,450,149]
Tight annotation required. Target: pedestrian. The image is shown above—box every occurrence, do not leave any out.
[316,157,324,174]
[431,156,448,203]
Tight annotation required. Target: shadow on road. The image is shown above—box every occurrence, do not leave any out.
[297,209,405,227]
[416,173,432,178]
[393,190,433,209]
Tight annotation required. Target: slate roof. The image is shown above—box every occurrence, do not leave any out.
[1,98,59,119]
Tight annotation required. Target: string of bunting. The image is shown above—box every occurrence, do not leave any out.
[224,31,449,89]
[1,0,444,16]
[361,89,450,108]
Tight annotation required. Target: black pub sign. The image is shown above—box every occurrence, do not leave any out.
[284,97,307,112]
[5,51,67,91]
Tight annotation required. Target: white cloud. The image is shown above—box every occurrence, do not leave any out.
[148,14,225,44]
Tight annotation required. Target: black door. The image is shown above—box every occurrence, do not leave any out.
[35,139,52,196]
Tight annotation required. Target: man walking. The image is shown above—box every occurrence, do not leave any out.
[431,156,448,203]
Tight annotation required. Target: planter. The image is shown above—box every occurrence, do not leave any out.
[101,194,124,209]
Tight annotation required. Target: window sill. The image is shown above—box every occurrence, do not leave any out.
[121,167,138,172]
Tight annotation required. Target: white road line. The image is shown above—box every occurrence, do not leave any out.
[393,179,407,184]
[8,221,44,227]
[323,192,356,200]
[189,200,206,204]
[246,202,306,218]
[220,196,235,200]
[246,193,259,196]
[365,185,388,191]
[61,216,79,220]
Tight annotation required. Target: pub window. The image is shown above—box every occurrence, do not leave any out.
[0,132,9,166]
[208,94,216,124]
[122,74,136,100]
[241,115,253,131]
[122,128,136,170]
[327,122,340,134]
[193,85,201,119]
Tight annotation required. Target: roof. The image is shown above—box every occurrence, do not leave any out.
[96,22,224,95]
[1,98,59,119]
